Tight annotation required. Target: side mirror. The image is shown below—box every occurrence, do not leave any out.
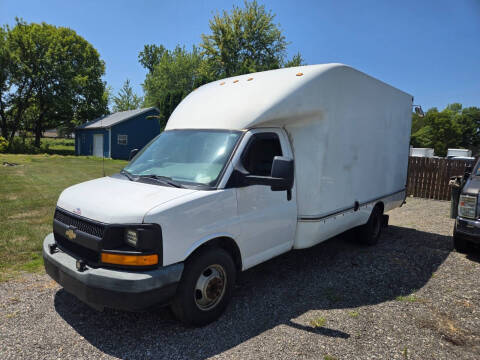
[232,156,294,191]
[129,148,139,161]
[270,156,294,191]
[464,163,473,181]
[414,106,424,117]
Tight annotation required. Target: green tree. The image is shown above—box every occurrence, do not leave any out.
[141,1,304,126]
[0,25,11,138]
[410,104,479,157]
[283,52,305,68]
[112,79,143,112]
[138,44,166,73]
[143,45,209,128]
[200,0,302,78]
[0,19,108,147]
[458,106,480,152]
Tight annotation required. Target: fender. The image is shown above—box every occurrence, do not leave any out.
[182,232,243,268]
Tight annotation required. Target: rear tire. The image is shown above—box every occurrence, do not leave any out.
[453,232,472,253]
[356,205,383,245]
[171,248,236,326]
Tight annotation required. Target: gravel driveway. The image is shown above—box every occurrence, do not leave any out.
[1,198,479,359]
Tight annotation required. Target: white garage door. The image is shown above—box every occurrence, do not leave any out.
[93,134,103,157]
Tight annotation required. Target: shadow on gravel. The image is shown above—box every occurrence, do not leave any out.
[466,250,480,263]
[54,225,452,359]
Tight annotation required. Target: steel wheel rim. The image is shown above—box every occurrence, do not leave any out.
[194,264,227,311]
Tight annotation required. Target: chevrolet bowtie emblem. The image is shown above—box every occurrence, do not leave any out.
[65,229,76,240]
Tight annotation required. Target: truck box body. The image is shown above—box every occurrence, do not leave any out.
[167,63,412,248]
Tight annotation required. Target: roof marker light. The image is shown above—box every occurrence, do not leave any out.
[296,72,304,77]
[220,82,225,85]
[247,77,253,81]
[233,80,239,83]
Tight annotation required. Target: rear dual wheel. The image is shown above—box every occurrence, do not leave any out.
[356,205,383,245]
[171,248,236,326]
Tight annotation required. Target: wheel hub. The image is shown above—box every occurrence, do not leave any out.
[194,264,227,311]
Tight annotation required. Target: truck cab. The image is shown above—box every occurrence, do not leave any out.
[44,127,297,325]
[454,158,480,253]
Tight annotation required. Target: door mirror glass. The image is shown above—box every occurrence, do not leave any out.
[271,156,294,191]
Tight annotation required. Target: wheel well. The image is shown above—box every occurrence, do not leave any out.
[188,237,242,271]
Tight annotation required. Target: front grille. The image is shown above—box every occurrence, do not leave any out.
[54,209,105,238]
[54,233,99,263]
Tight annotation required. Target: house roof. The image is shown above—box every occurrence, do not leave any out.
[76,107,158,130]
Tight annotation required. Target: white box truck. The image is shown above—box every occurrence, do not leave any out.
[43,64,413,325]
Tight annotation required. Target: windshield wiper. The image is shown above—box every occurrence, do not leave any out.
[137,174,184,188]
[120,169,135,181]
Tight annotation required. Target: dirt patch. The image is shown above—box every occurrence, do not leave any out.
[10,236,27,243]
[7,209,44,220]
[416,308,478,347]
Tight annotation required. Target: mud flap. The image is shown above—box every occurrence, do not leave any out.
[382,214,389,227]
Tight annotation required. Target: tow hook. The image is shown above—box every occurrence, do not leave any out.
[76,259,87,272]
[48,243,58,254]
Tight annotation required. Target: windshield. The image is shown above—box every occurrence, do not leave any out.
[123,130,241,187]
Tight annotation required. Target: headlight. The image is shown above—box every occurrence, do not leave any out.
[125,229,138,247]
[458,194,477,219]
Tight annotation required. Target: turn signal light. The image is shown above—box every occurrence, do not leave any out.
[101,253,158,266]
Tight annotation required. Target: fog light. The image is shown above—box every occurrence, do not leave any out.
[125,229,138,247]
[101,253,158,266]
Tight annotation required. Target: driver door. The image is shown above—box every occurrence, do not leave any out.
[232,129,297,269]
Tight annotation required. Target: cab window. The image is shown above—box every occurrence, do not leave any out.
[242,133,282,176]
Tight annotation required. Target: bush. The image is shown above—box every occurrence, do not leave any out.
[0,136,8,153]
[0,136,75,155]
[7,137,40,154]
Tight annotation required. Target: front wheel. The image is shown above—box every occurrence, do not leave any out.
[453,232,472,253]
[171,248,236,326]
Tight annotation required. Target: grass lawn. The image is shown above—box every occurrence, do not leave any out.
[0,154,127,281]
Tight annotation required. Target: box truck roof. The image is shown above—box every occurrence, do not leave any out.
[166,63,412,131]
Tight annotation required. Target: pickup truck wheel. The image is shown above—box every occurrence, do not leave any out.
[453,232,472,253]
[356,205,383,245]
[171,248,236,326]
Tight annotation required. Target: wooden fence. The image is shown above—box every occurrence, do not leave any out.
[406,157,475,200]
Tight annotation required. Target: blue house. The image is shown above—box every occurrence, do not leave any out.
[75,107,161,160]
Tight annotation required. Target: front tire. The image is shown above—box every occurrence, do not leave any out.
[356,205,383,245]
[453,232,472,253]
[171,248,236,326]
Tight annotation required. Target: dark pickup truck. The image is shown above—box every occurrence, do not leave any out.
[454,158,480,253]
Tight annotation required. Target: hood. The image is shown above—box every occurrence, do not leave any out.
[463,176,480,196]
[57,176,198,223]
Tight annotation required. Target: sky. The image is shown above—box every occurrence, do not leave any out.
[1,0,479,111]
